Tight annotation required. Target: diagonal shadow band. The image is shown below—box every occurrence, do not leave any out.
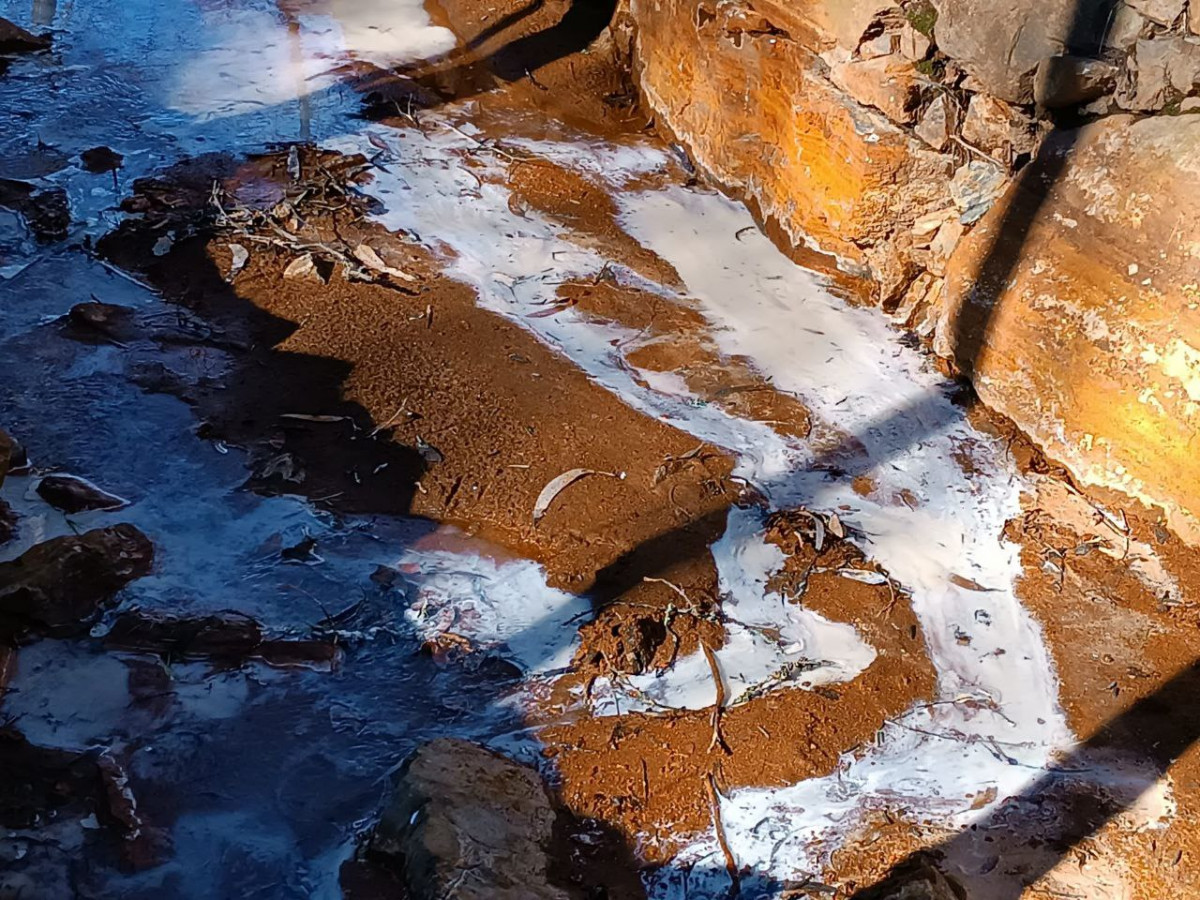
[849,661,1200,899]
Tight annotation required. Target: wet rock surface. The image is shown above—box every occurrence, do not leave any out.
[371,738,569,900]
[0,179,69,242]
[36,473,128,512]
[102,609,338,667]
[0,524,153,636]
[0,16,49,54]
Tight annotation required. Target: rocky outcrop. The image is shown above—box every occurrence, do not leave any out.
[625,0,1200,541]
[370,739,568,900]
[627,0,958,303]
[938,114,1200,543]
[929,0,1117,103]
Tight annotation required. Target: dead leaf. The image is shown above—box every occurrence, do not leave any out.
[366,132,394,159]
[259,452,305,483]
[827,513,845,539]
[279,413,349,424]
[353,243,415,282]
[227,243,249,280]
[949,574,997,592]
[416,436,443,464]
[533,468,618,522]
[810,513,826,552]
[283,253,316,280]
[526,301,576,319]
[837,568,888,585]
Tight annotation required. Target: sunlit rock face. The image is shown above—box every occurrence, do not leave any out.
[940,114,1200,544]
[624,0,1200,543]
[625,0,956,304]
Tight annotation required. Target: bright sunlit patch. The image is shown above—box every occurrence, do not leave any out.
[167,1,454,118]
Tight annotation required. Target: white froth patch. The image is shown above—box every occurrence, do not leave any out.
[398,547,589,675]
[595,506,877,715]
[325,114,1081,889]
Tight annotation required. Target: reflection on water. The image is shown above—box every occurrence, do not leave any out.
[0,1,508,897]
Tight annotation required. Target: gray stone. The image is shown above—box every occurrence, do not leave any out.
[898,23,932,61]
[1034,56,1118,107]
[949,160,1007,223]
[1106,3,1146,51]
[1119,36,1200,110]
[915,94,958,150]
[1126,0,1185,25]
[827,2,895,50]
[931,0,1118,102]
[961,93,1039,157]
[371,739,568,900]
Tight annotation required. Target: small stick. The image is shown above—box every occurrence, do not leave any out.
[369,400,410,437]
[702,641,731,756]
[644,575,691,605]
[704,772,740,896]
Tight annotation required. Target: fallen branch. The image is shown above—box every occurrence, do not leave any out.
[702,641,731,756]
[705,771,740,896]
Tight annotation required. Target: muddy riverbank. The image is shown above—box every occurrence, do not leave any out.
[2,1,1200,899]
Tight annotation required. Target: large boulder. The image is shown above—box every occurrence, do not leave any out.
[370,739,568,900]
[628,0,955,301]
[930,0,1125,103]
[938,114,1200,543]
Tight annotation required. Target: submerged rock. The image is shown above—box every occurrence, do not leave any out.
[371,738,569,900]
[36,474,129,513]
[0,179,68,242]
[0,524,153,636]
[103,609,338,667]
[0,17,50,54]
[62,300,139,344]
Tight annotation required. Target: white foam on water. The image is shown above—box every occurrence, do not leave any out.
[397,545,590,675]
[167,1,454,118]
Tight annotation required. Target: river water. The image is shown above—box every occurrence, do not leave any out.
[0,1,1075,896]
